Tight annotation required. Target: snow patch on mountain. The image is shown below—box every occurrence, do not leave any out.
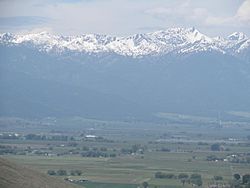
[0,27,249,59]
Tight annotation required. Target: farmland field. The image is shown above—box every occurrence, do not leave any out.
[1,115,250,188]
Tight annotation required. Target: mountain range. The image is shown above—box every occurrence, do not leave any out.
[1,27,250,60]
[0,27,250,120]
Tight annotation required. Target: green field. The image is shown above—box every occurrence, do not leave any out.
[1,115,250,187]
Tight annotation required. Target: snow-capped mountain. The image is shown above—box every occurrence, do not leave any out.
[1,27,250,119]
[0,27,249,60]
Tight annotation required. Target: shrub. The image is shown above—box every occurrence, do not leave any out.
[155,172,176,179]
[70,170,82,176]
[233,174,241,180]
[142,182,149,188]
[47,170,56,175]
[160,147,171,152]
[211,143,221,151]
[57,169,67,176]
[190,174,201,179]
[243,174,250,184]
[190,174,202,187]
[178,173,189,179]
[214,176,223,181]
[191,178,202,186]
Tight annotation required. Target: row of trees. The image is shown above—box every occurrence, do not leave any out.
[25,134,69,141]
[47,169,82,176]
[233,173,250,184]
[120,144,146,155]
[81,151,116,158]
[155,172,202,186]
[208,174,250,188]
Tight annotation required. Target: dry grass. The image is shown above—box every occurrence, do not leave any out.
[0,157,82,188]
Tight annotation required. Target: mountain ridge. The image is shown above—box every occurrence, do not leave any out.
[1,27,249,61]
[1,27,250,119]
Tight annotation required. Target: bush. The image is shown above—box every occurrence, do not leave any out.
[191,178,202,186]
[155,172,176,179]
[178,173,189,179]
[243,174,250,184]
[214,176,223,181]
[234,174,241,180]
[155,172,165,178]
[47,170,56,175]
[165,173,176,179]
[160,147,171,152]
[81,151,108,157]
[57,169,67,176]
[229,179,241,188]
[142,182,149,188]
[211,143,221,151]
[190,174,202,186]
[190,174,201,179]
[70,170,82,176]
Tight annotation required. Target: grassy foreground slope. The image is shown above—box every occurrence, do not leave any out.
[0,157,81,188]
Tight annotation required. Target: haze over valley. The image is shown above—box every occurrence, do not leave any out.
[1,1,250,188]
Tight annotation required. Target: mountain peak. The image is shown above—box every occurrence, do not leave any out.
[187,26,196,32]
[228,32,247,41]
[0,32,14,41]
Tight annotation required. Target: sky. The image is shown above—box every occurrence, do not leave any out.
[0,0,250,37]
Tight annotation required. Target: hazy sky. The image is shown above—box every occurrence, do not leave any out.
[0,0,250,37]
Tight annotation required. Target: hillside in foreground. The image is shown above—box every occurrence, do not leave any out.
[0,157,81,188]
